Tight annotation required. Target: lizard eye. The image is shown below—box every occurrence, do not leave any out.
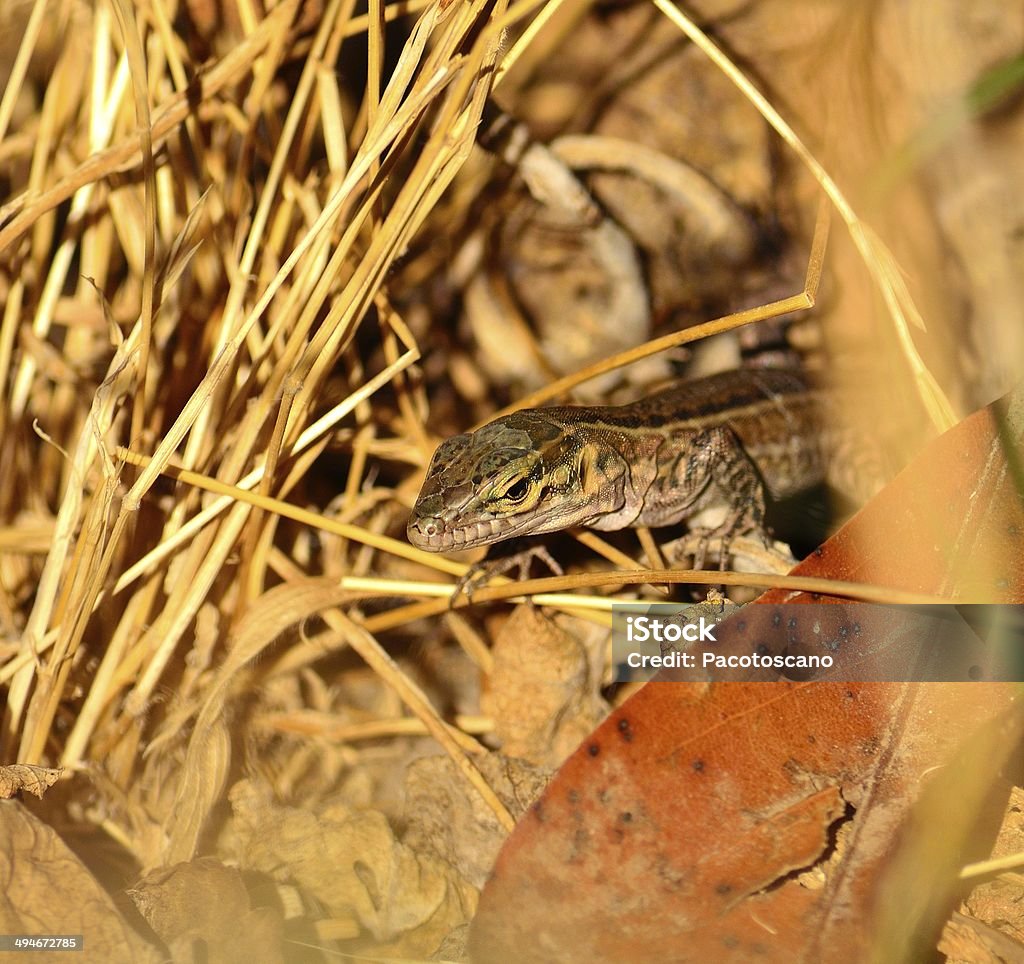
[502,478,530,501]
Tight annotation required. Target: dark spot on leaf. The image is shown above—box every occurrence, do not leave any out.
[692,759,705,773]
[617,718,633,742]
[588,743,600,757]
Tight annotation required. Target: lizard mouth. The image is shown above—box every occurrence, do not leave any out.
[406,514,511,551]
[407,505,563,551]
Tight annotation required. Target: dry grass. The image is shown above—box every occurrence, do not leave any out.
[1,0,1022,957]
[1,0,537,935]
[1,0,521,787]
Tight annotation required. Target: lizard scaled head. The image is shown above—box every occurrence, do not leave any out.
[407,412,585,551]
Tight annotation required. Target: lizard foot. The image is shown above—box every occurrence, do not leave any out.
[685,527,734,571]
[672,529,795,574]
[450,544,564,606]
[681,521,764,571]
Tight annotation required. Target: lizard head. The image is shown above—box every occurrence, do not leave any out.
[407,411,599,551]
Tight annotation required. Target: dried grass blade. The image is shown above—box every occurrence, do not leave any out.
[4,332,139,748]
[109,0,157,445]
[0,0,301,255]
[0,0,49,144]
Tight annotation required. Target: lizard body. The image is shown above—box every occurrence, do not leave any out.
[408,368,850,559]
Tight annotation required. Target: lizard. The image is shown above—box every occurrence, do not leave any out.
[407,368,875,569]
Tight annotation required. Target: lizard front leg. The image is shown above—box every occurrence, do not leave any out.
[655,425,768,569]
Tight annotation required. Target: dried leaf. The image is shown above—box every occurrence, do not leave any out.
[403,752,550,890]
[471,679,1020,962]
[163,578,353,864]
[229,778,476,957]
[480,605,607,766]
[128,858,284,964]
[950,786,1024,949]
[0,763,62,799]
[940,911,1024,964]
[0,801,160,962]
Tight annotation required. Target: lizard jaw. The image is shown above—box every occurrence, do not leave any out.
[406,514,510,551]
[407,502,579,551]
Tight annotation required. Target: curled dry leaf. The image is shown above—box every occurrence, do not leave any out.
[228,778,476,957]
[464,5,772,399]
[128,857,284,964]
[162,578,353,865]
[480,604,607,767]
[0,801,160,963]
[403,752,551,891]
[0,763,62,799]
